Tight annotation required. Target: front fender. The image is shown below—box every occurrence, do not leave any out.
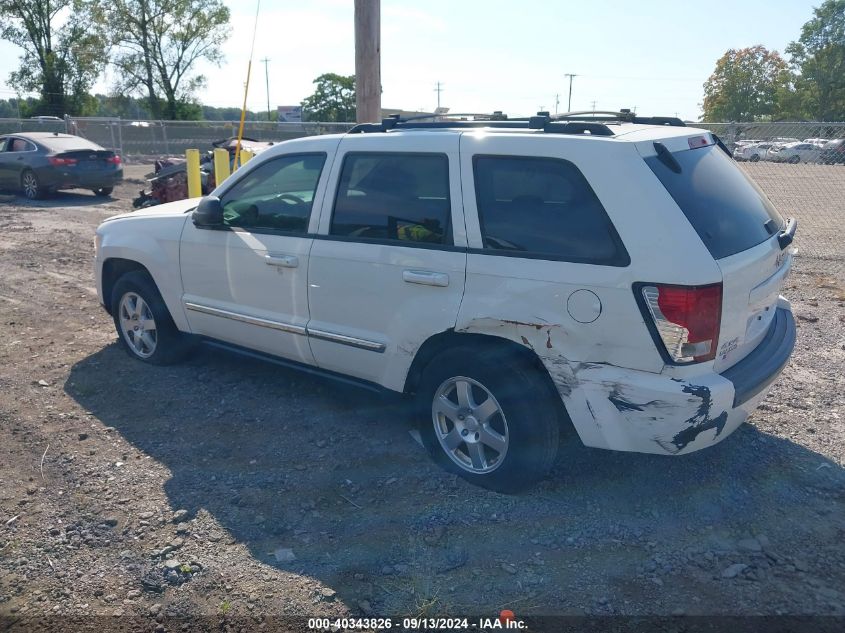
[97,215,191,331]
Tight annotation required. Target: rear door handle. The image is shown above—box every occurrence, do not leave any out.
[265,254,299,268]
[402,270,449,287]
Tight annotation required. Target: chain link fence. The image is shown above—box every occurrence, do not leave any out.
[698,122,845,280]
[59,117,354,157]
[1,116,842,279]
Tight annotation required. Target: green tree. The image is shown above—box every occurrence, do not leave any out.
[103,0,230,120]
[0,0,107,116]
[702,46,791,122]
[786,0,845,121]
[301,73,356,122]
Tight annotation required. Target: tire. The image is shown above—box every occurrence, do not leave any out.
[415,345,561,493]
[788,155,800,164]
[94,187,114,197]
[21,170,42,200]
[749,154,760,162]
[110,270,193,365]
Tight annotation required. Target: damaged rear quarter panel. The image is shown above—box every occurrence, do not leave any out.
[543,361,738,454]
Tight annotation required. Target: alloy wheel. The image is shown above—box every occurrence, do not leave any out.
[118,292,157,358]
[22,172,38,199]
[432,376,509,474]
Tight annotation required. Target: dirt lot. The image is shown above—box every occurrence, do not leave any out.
[0,163,844,632]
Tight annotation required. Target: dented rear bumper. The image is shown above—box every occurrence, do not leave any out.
[542,303,795,455]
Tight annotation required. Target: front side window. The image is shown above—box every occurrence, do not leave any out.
[221,153,326,233]
[472,156,628,265]
[331,153,451,245]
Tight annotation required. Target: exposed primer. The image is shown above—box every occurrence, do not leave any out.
[656,383,728,452]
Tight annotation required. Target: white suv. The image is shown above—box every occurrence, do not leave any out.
[94,112,797,492]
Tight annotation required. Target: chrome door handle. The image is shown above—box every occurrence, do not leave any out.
[265,254,299,268]
[402,270,449,287]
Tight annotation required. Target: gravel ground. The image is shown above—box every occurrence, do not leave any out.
[0,165,843,632]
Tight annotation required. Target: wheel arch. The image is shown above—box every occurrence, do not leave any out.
[101,258,153,315]
[404,330,567,419]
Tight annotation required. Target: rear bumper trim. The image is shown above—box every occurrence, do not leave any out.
[720,307,796,407]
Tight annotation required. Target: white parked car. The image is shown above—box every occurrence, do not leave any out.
[734,141,776,162]
[94,112,797,492]
[768,141,824,164]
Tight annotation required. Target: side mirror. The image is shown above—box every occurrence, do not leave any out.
[192,196,224,227]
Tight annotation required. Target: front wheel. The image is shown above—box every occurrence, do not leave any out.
[788,155,800,164]
[111,271,193,365]
[415,345,561,493]
[749,154,761,162]
[93,187,114,197]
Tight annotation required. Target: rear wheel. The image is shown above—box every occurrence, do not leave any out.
[111,271,193,365]
[93,187,114,197]
[788,155,800,164]
[415,345,561,493]
[749,154,760,162]
[21,170,42,199]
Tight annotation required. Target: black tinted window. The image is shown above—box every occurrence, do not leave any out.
[221,153,325,233]
[645,145,783,259]
[472,156,628,265]
[331,153,451,245]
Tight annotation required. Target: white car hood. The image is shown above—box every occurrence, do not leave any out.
[103,197,199,222]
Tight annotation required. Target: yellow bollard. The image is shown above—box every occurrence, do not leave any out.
[185,149,201,198]
[239,149,254,168]
[213,148,231,186]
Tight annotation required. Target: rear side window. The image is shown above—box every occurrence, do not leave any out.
[331,153,451,245]
[645,145,783,259]
[9,138,36,152]
[472,156,629,266]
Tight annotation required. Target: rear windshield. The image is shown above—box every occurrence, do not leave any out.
[645,144,783,259]
[42,136,103,151]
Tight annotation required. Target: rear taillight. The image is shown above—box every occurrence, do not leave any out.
[640,283,722,363]
[107,155,122,165]
[48,157,77,166]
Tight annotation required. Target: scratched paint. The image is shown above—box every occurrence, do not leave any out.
[453,316,741,455]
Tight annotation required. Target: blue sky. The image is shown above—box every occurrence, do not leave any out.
[0,0,823,120]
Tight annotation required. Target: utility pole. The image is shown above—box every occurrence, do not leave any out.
[354,0,381,123]
[261,57,271,121]
[590,100,597,112]
[564,73,578,112]
[434,81,443,110]
[554,93,560,115]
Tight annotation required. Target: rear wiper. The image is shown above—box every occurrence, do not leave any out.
[653,142,681,173]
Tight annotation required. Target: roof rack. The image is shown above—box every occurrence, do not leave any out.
[347,108,686,136]
[552,109,687,127]
[348,112,615,136]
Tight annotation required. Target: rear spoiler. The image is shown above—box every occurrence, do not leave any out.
[778,218,797,250]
